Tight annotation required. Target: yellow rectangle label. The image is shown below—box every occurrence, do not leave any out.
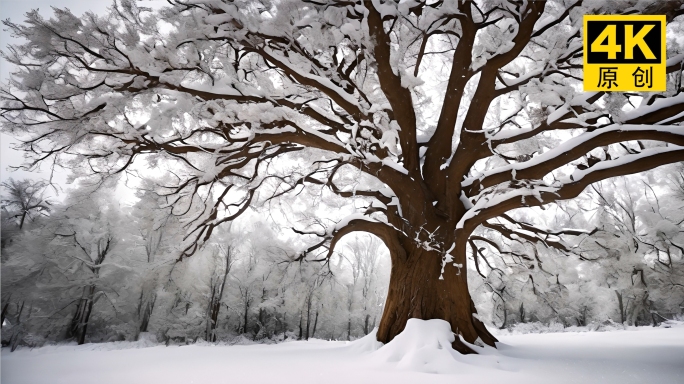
[583,15,666,92]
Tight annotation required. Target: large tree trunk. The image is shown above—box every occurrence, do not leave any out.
[376,241,497,354]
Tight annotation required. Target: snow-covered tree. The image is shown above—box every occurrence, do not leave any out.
[2,0,684,352]
[1,178,51,230]
[339,234,388,338]
[48,187,145,344]
[205,243,233,341]
[1,184,143,346]
[469,162,684,329]
[0,214,55,349]
[586,166,684,325]
[128,187,183,339]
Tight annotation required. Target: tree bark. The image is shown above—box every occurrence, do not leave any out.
[242,301,249,335]
[499,305,508,330]
[18,212,26,230]
[615,290,625,324]
[137,290,156,339]
[346,284,354,341]
[305,293,312,340]
[311,310,319,339]
[9,301,25,351]
[70,285,95,345]
[376,241,497,354]
[298,311,303,340]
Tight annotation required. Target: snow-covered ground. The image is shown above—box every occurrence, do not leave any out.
[2,320,683,384]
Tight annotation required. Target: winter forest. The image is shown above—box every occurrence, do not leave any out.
[1,0,684,383]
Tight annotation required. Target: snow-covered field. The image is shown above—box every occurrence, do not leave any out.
[2,320,683,384]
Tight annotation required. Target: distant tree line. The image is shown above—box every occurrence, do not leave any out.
[1,180,389,350]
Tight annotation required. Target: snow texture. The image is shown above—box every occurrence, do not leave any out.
[3,319,684,384]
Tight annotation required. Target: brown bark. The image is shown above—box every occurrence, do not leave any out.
[377,240,498,354]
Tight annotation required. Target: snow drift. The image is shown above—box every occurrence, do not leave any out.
[3,321,684,384]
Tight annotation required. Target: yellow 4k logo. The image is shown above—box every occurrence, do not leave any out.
[584,15,666,92]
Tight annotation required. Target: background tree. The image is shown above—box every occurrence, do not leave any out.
[128,187,181,339]
[341,234,388,338]
[1,178,51,230]
[2,179,395,347]
[2,0,684,352]
[469,162,684,329]
[1,184,144,346]
[205,243,233,342]
[48,187,143,344]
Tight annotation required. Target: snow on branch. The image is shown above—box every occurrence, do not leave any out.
[464,124,684,195]
[459,146,684,232]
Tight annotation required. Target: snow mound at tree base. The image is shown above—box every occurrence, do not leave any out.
[370,318,505,374]
[345,329,383,353]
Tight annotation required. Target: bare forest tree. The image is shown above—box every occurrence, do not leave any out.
[2,0,684,352]
[343,234,386,338]
[52,207,122,345]
[64,234,112,344]
[205,244,233,341]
